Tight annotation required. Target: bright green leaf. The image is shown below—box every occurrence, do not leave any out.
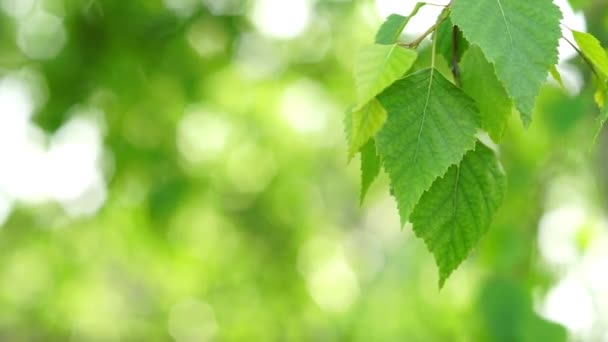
[344,106,353,145]
[360,139,381,203]
[451,0,562,126]
[570,31,608,144]
[376,68,480,225]
[345,107,382,203]
[410,142,506,288]
[572,30,608,141]
[460,45,512,142]
[549,65,565,90]
[572,30,608,79]
[354,44,417,109]
[348,99,387,160]
[596,87,606,108]
[594,95,608,144]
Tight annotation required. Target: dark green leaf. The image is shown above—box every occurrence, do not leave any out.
[360,139,381,203]
[460,45,512,142]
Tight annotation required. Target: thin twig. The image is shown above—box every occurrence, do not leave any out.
[399,23,439,48]
[451,26,461,86]
[399,12,450,49]
[397,1,452,49]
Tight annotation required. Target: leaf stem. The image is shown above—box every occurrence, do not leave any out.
[399,7,450,49]
[431,23,438,68]
[424,1,451,7]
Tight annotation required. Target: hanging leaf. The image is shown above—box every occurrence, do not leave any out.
[354,44,417,109]
[572,30,608,79]
[347,99,387,160]
[451,0,562,126]
[376,68,480,224]
[360,139,382,203]
[411,143,506,287]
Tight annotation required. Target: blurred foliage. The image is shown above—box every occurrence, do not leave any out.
[0,0,606,341]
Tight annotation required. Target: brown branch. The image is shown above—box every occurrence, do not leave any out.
[451,25,461,86]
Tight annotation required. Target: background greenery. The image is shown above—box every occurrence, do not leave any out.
[0,0,607,340]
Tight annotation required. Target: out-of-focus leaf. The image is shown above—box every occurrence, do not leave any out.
[478,277,567,342]
[573,30,608,79]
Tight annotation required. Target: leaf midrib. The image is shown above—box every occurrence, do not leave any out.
[496,0,513,48]
[413,68,435,162]
[352,103,374,146]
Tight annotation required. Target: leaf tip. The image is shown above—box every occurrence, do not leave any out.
[438,267,453,290]
[359,186,370,206]
[347,150,356,163]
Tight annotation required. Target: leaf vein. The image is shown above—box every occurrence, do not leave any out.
[413,68,435,162]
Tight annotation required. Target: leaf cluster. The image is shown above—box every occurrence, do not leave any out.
[345,0,608,287]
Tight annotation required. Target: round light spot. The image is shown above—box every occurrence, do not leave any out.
[0,0,35,18]
[280,79,336,134]
[542,274,595,336]
[176,107,231,164]
[298,236,360,313]
[226,142,277,194]
[168,298,218,342]
[250,0,312,40]
[163,0,199,17]
[17,10,67,60]
[538,206,585,267]
[187,19,228,58]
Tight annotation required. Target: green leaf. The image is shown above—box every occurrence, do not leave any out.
[344,106,353,146]
[460,45,512,142]
[375,3,425,45]
[354,44,417,109]
[347,99,387,159]
[593,95,608,144]
[572,31,608,144]
[572,30,608,79]
[376,68,480,225]
[360,139,381,203]
[410,143,506,288]
[451,0,562,126]
[596,87,606,108]
[345,107,382,203]
[573,31,608,142]
[375,14,408,45]
[549,65,565,90]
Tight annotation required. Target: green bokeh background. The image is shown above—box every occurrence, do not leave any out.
[0,0,607,340]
